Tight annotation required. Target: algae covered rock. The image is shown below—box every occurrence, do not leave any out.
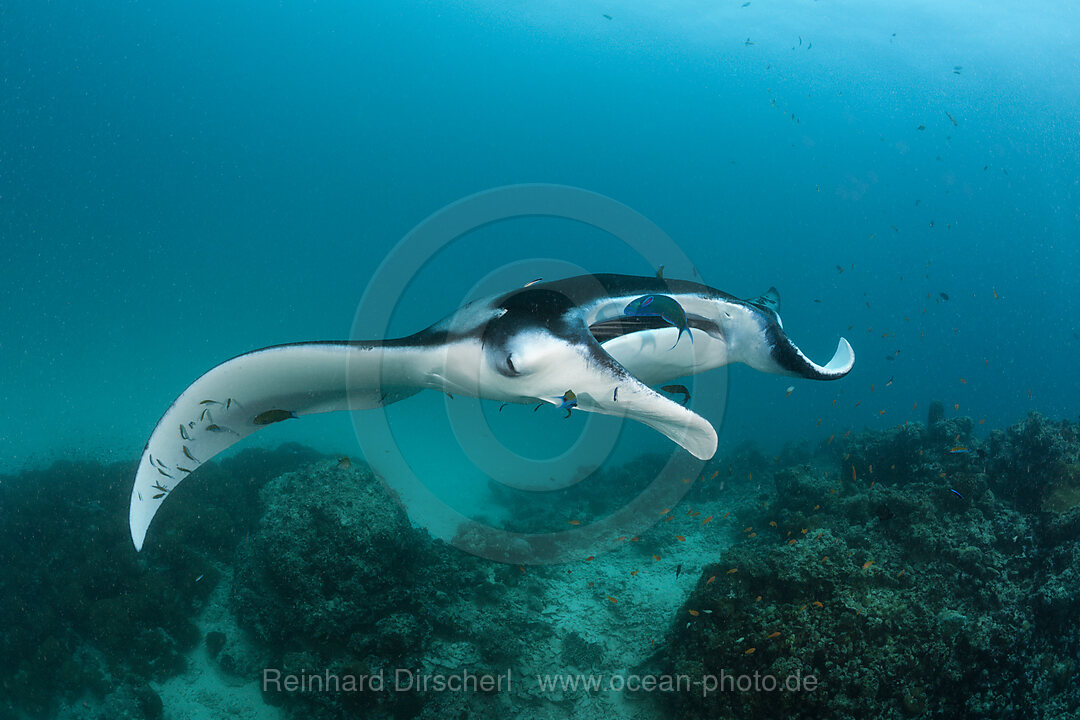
[657,419,1080,719]
[232,462,434,645]
[0,445,323,719]
[232,459,537,719]
[559,631,605,670]
[987,412,1080,512]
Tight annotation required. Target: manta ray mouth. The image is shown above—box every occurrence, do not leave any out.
[588,315,721,343]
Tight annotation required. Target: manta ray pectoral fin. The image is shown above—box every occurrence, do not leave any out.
[129,341,423,551]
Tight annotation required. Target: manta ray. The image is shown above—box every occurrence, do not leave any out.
[129,274,853,550]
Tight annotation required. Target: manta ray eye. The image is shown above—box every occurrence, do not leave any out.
[505,354,519,375]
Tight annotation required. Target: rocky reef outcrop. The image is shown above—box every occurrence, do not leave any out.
[0,444,322,719]
[231,460,545,720]
[655,412,1080,718]
[4,412,1079,719]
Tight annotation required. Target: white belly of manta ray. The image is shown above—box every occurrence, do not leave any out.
[128,274,854,550]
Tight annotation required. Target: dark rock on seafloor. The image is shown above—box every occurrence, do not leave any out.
[205,630,227,659]
[231,460,542,719]
[653,413,1080,719]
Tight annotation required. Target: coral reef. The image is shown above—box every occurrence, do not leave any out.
[231,460,544,720]
[0,444,322,719]
[987,411,1080,512]
[559,631,605,670]
[4,412,1080,719]
[654,413,1080,718]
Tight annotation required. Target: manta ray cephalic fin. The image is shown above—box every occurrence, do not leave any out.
[553,318,718,461]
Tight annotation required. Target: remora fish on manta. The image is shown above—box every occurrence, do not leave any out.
[128,273,854,550]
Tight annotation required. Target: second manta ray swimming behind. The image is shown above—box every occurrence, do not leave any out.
[129,273,854,550]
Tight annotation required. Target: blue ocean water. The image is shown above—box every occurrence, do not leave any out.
[3,1,1076,480]
[2,2,1079,718]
